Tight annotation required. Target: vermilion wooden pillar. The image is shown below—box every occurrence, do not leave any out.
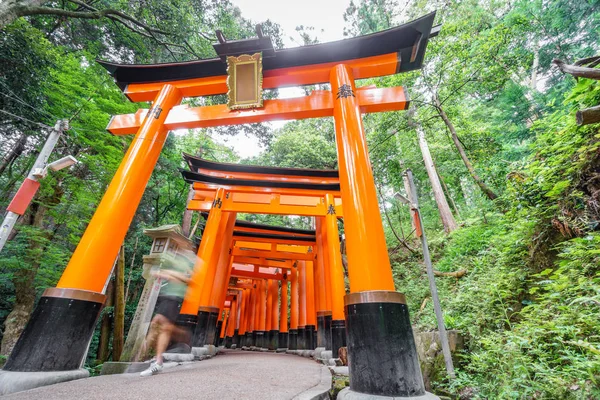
[297,260,307,349]
[324,193,347,357]
[265,279,274,347]
[305,260,316,350]
[288,264,299,350]
[257,279,267,349]
[330,64,427,397]
[5,84,183,373]
[315,218,332,352]
[278,273,289,350]
[225,296,237,348]
[268,278,279,350]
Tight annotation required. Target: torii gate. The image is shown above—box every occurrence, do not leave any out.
[177,156,346,354]
[5,12,439,400]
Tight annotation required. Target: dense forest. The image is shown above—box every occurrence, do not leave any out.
[1,0,600,398]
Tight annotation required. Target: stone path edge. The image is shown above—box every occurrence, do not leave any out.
[292,364,332,400]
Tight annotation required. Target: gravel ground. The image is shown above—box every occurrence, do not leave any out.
[3,350,327,400]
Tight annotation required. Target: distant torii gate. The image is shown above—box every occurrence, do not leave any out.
[178,156,346,356]
[5,12,439,400]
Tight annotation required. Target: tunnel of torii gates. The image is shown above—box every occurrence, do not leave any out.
[5,11,440,400]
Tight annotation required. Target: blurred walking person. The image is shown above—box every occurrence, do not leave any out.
[140,250,194,376]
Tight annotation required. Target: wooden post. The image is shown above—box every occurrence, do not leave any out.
[113,245,125,360]
[405,168,455,379]
[416,125,458,233]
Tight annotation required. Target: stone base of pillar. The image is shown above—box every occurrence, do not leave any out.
[305,324,316,350]
[337,388,439,400]
[255,331,265,349]
[205,311,219,345]
[277,331,288,351]
[313,346,326,359]
[0,369,89,396]
[268,329,279,350]
[225,336,233,348]
[251,331,257,347]
[233,329,240,347]
[297,327,306,349]
[162,352,194,362]
[288,329,298,350]
[345,291,430,398]
[324,314,332,350]
[331,319,346,358]
[4,288,105,373]
[316,314,326,348]
[191,310,211,347]
[214,319,224,346]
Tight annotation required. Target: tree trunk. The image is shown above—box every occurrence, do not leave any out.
[398,159,417,231]
[0,131,27,177]
[416,125,458,233]
[530,41,539,91]
[576,105,600,126]
[0,180,63,356]
[434,94,498,201]
[97,279,114,362]
[553,59,600,80]
[436,168,461,220]
[0,0,45,27]
[112,245,125,360]
[181,186,195,237]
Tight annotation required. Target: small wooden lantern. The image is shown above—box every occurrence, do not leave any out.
[226,53,263,110]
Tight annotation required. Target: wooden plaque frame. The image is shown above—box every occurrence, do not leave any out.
[226,53,263,110]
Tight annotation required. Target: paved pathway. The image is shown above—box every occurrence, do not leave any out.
[4,350,330,400]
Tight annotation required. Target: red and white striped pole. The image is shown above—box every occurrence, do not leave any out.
[0,120,70,253]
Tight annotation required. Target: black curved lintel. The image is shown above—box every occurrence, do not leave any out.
[183,153,339,179]
[97,12,437,90]
[233,231,316,243]
[181,169,341,191]
[234,220,315,235]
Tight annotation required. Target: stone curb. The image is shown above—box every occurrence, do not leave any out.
[0,368,89,396]
[292,364,332,400]
[337,388,440,400]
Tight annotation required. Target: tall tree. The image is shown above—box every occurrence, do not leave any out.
[416,124,458,232]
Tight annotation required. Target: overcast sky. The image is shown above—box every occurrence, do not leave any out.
[210,0,352,158]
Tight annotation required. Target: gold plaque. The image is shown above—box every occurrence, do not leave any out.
[226,53,263,110]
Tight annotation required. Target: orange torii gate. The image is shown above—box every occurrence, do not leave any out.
[177,158,346,355]
[5,12,439,400]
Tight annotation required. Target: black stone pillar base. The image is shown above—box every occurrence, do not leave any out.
[255,331,265,349]
[316,314,326,348]
[251,331,258,347]
[205,311,219,345]
[305,325,316,350]
[5,288,106,372]
[225,336,233,348]
[288,329,298,350]
[233,329,240,347]
[277,332,289,350]
[331,319,346,358]
[268,329,279,350]
[174,313,197,347]
[297,327,306,349]
[215,320,224,346]
[191,310,211,347]
[324,314,332,350]
[345,291,429,398]
[337,388,439,400]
